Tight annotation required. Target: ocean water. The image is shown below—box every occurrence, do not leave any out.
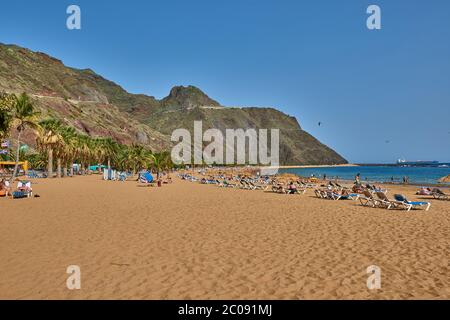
[279,165,450,185]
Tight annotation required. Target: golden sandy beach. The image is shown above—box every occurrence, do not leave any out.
[0,175,449,300]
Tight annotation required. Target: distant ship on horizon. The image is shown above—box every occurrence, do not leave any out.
[397,159,440,166]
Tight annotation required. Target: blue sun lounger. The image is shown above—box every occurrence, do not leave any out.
[394,194,431,211]
[326,190,360,201]
[139,172,154,185]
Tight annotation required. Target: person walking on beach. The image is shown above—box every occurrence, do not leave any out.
[323,174,327,181]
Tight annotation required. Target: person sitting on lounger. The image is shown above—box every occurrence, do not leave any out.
[0,179,10,197]
[287,181,298,194]
[17,181,32,193]
[272,183,286,194]
[431,188,449,200]
[352,183,364,194]
[416,187,432,196]
[13,180,33,198]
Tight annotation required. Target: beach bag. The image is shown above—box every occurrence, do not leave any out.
[13,191,27,199]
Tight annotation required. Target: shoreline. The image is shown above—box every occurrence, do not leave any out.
[260,165,450,187]
[262,164,359,169]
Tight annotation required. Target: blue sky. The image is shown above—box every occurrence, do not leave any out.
[1,0,449,163]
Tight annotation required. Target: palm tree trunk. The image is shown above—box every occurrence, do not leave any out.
[57,158,62,178]
[10,131,22,182]
[63,163,68,178]
[70,163,74,176]
[47,148,53,178]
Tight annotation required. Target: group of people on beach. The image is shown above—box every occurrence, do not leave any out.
[0,178,34,198]
[179,167,448,210]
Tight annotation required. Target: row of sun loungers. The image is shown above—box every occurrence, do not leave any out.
[180,173,314,195]
[359,190,431,211]
[314,189,360,201]
[416,187,449,201]
[217,179,269,191]
[313,184,432,211]
[179,172,440,211]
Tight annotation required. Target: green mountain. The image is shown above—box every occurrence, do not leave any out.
[0,43,347,165]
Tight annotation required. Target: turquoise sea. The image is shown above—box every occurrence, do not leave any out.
[279,165,450,185]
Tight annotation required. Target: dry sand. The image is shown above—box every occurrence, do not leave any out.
[0,175,449,300]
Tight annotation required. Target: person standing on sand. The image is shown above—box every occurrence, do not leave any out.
[323,174,327,181]
[355,173,361,184]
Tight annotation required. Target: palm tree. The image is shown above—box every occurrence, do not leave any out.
[150,151,173,179]
[102,137,119,171]
[129,144,154,174]
[113,145,131,172]
[27,152,47,171]
[36,119,64,178]
[78,135,94,174]
[60,126,77,176]
[10,93,40,181]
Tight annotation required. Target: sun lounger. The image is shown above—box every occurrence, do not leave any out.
[326,190,360,201]
[374,191,404,210]
[13,181,33,199]
[366,184,388,194]
[314,189,327,199]
[200,178,217,185]
[245,180,257,190]
[296,187,308,195]
[139,172,155,185]
[118,172,127,182]
[238,180,250,189]
[27,170,46,179]
[432,189,449,200]
[394,194,431,211]
[300,181,316,189]
[271,184,287,194]
[247,181,265,190]
[359,190,381,208]
[222,180,236,188]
